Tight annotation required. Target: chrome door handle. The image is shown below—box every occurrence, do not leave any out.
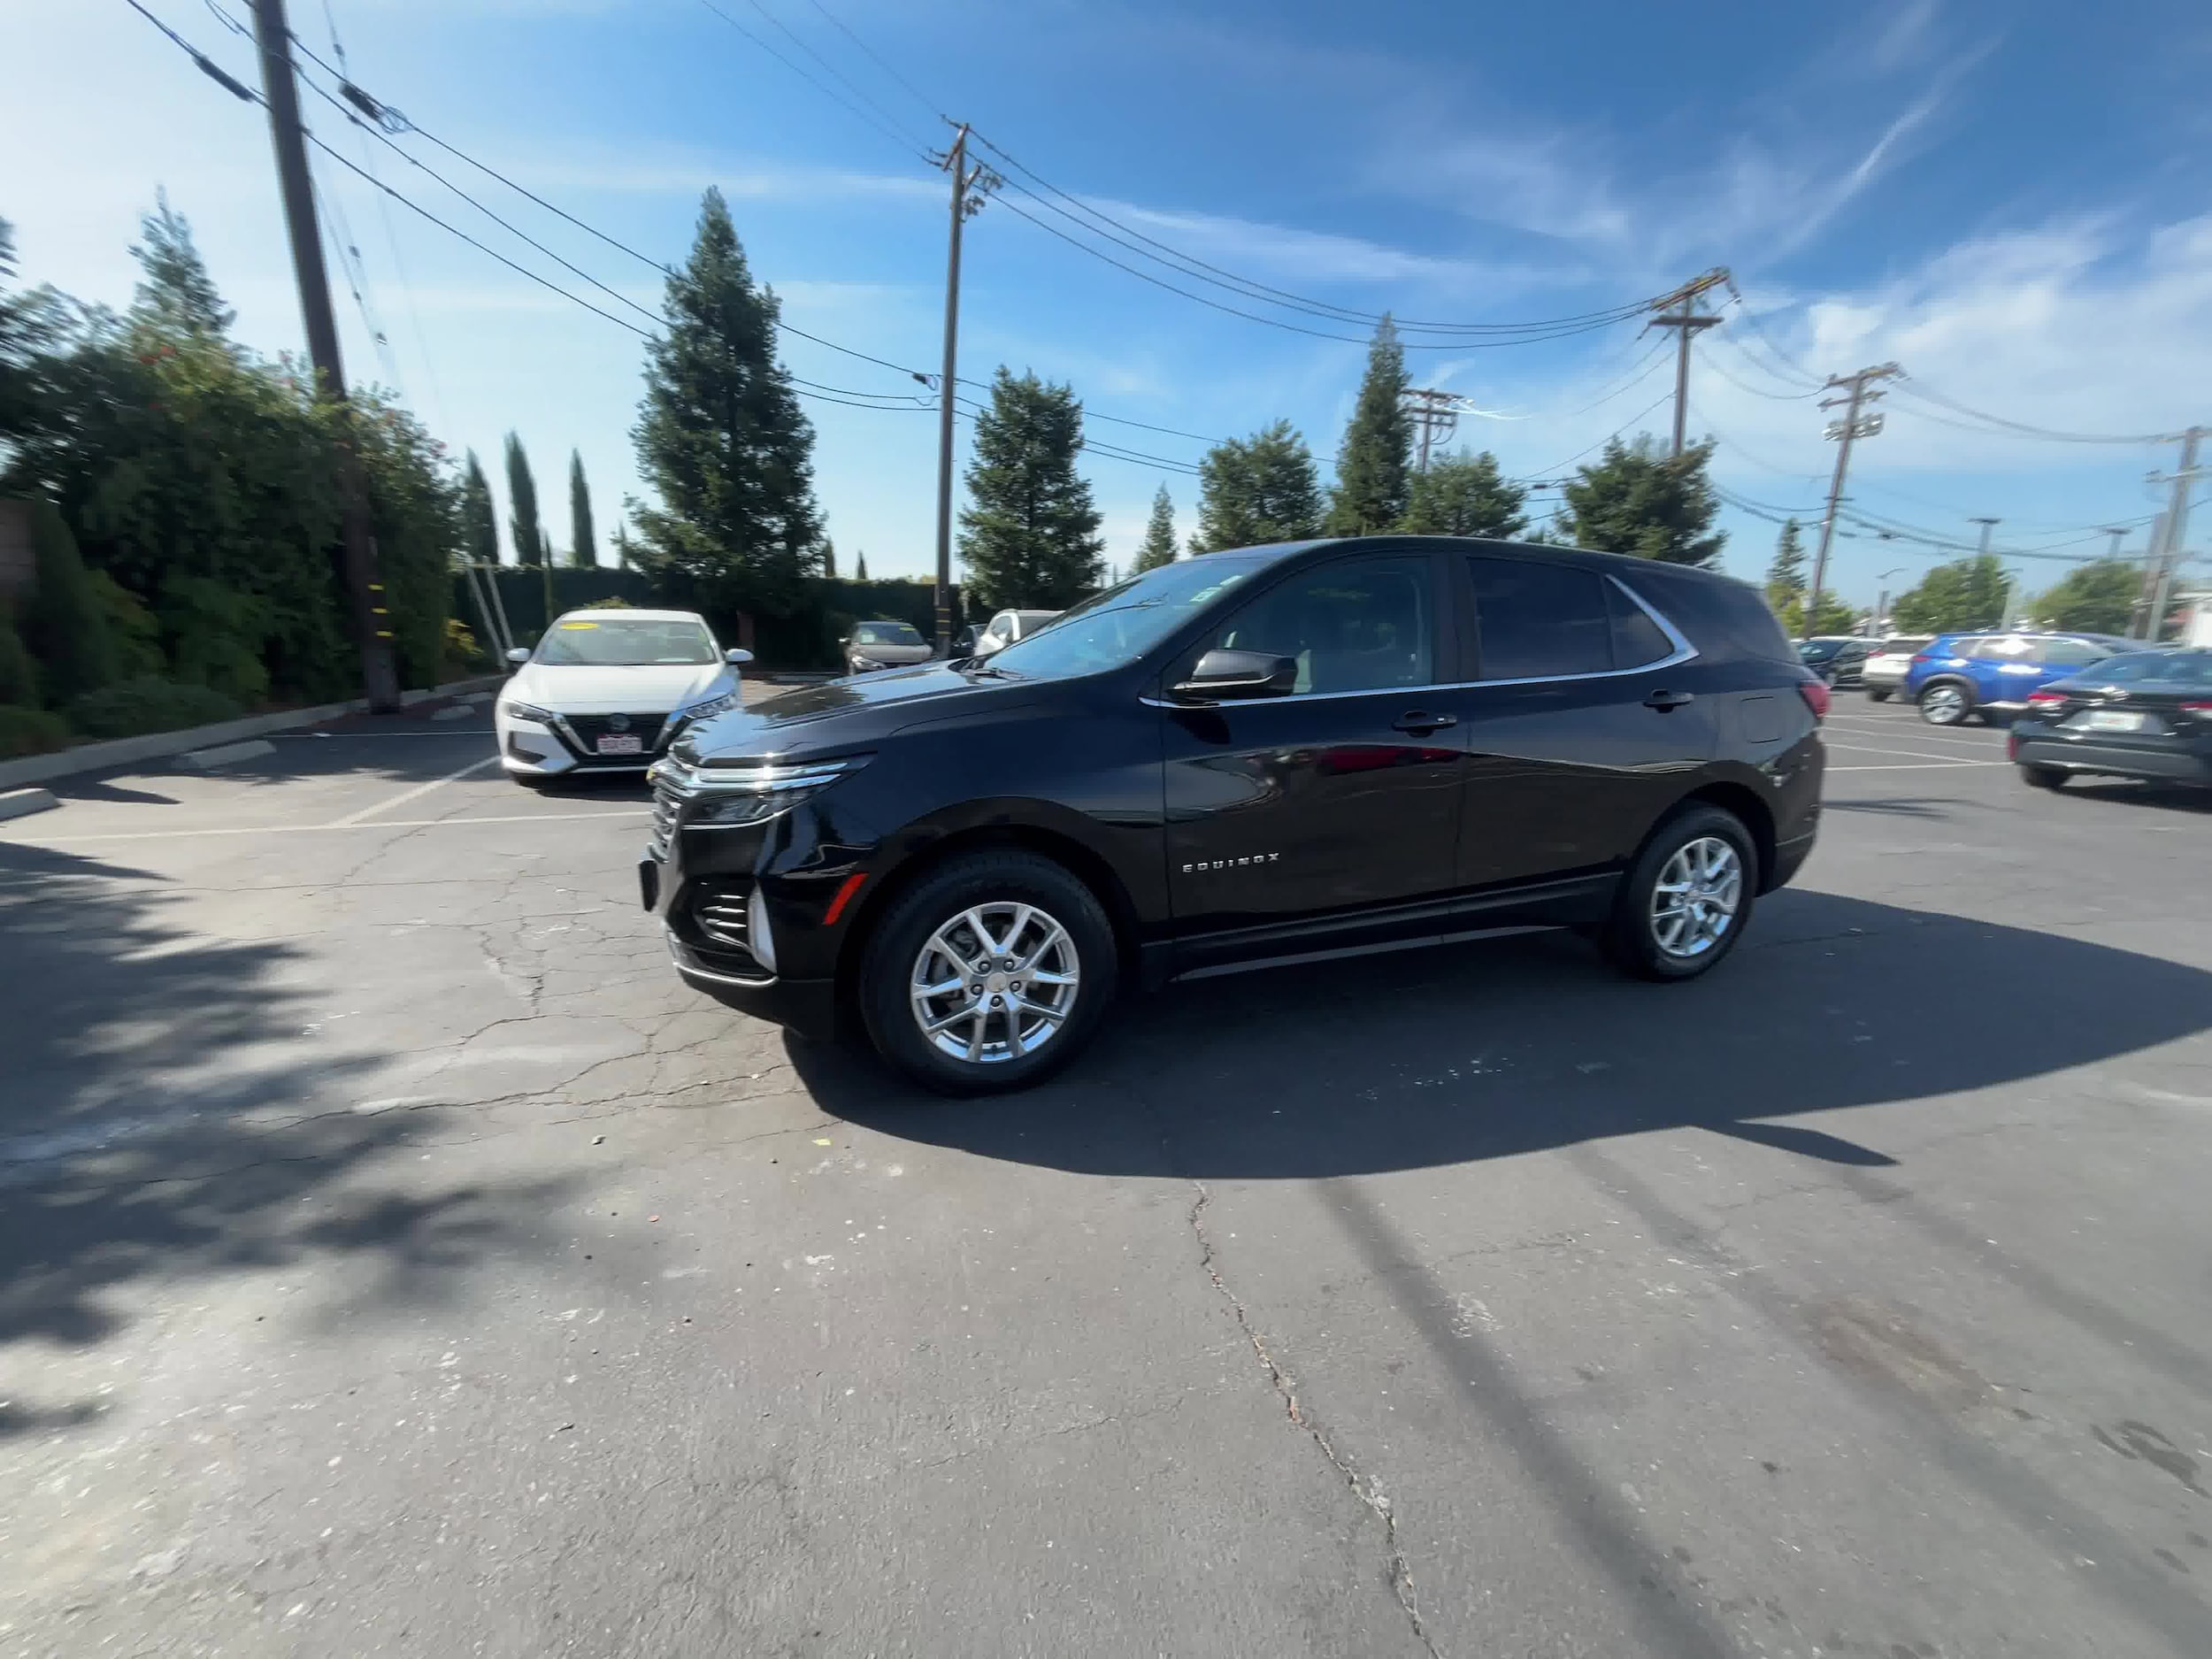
[1643,689,1694,711]
[1393,710,1457,734]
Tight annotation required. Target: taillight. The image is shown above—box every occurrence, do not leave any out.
[1909,651,1933,664]
[1797,678,1830,721]
[2026,688,2067,710]
[2181,700,2212,716]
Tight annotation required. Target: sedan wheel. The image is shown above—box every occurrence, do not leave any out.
[1919,682,1970,725]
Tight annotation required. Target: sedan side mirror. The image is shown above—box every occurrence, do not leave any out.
[1171,649,1298,703]
[504,647,531,665]
[726,648,754,664]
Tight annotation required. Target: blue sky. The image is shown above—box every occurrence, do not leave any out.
[8,0,2211,604]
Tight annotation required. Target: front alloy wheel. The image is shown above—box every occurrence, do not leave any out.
[909,903,1080,1064]
[1920,682,1970,725]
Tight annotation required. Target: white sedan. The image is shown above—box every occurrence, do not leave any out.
[495,609,752,786]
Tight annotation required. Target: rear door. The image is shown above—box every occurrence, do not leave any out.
[1161,550,1463,935]
[1451,553,1715,889]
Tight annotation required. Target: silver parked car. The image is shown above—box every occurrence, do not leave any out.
[972,609,1061,658]
[845,619,933,674]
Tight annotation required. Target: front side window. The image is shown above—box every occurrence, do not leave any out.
[534,617,718,667]
[1202,556,1434,695]
[986,556,1270,680]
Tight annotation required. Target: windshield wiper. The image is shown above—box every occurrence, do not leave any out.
[960,661,1023,680]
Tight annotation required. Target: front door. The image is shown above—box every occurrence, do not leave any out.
[1452,552,1716,889]
[1161,551,1463,937]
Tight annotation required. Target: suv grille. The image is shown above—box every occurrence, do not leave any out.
[564,711,670,759]
[649,777,682,854]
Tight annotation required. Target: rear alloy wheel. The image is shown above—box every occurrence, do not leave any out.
[1605,805,1757,982]
[859,850,1117,1094]
[1919,681,1972,726]
[2020,764,2069,791]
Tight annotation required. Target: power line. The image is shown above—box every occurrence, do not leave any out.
[799,0,941,123]
[1510,388,1676,483]
[1887,380,2181,447]
[1695,336,1823,402]
[952,398,1202,475]
[726,0,929,153]
[692,0,929,162]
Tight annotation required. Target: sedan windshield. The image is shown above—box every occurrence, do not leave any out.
[856,622,924,645]
[2072,649,2212,687]
[534,618,718,666]
[983,557,1271,680]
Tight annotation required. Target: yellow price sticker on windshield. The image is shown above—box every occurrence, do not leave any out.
[558,620,599,629]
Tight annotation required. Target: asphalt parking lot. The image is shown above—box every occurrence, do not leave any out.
[3,688,2208,1658]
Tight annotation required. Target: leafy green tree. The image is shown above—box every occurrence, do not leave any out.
[129,191,234,341]
[2,216,65,450]
[1134,484,1177,572]
[629,188,823,619]
[1398,449,1525,537]
[460,450,498,566]
[568,449,596,568]
[1779,588,1858,637]
[1556,435,1724,567]
[854,549,868,580]
[1892,555,2008,634]
[2031,557,2138,634]
[506,432,542,566]
[956,367,1103,610]
[1190,420,1323,552]
[1765,518,1807,611]
[24,498,120,701]
[1325,318,1410,534]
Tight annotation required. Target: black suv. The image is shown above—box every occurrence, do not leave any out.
[640,537,1826,1093]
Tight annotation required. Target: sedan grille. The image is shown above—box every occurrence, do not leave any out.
[564,711,672,758]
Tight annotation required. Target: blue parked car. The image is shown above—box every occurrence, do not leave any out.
[1904,632,2126,726]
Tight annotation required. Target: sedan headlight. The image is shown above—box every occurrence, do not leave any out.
[503,699,556,724]
[678,689,740,723]
[681,755,870,826]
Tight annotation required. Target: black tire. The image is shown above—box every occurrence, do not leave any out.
[1865,687,1891,703]
[1918,680,1974,726]
[858,850,1118,1094]
[1603,804,1758,983]
[2020,764,2068,791]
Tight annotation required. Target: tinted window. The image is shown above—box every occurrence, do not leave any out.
[1608,584,1674,669]
[987,556,1269,680]
[1636,569,1793,664]
[1466,557,1612,680]
[2039,638,2105,667]
[1209,556,1433,695]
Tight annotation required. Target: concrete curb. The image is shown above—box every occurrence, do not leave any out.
[0,674,506,791]
[180,739,278,771]
[0,787,59,822]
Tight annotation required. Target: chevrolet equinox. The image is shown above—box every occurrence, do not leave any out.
[639,537,1826,1093]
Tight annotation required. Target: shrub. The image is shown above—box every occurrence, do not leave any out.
[88,569,166,680]
[0,604,40,708]
[579,595,634,610]
[442,616,482,680]
[0,703,70,758]
[24,499,119,700]
[64,675,241,741]
[158,573,270,705]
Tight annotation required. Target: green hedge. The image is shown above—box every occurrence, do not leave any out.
[64,676,242,741]
[0,704,71,758]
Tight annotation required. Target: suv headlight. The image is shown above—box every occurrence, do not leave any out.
[503,699,556,724]
[678,689,740,723]
[683,755,869,826]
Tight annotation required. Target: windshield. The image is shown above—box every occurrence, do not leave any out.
[855,621,923,645]
[1799,640,1845,662]
[984,557,1270,680]
[534,617,718,667]
[2074,649,2212,687]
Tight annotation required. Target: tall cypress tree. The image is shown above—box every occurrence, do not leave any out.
[820,536,837,579]
[1133,484,1177,572]
[505,433,542,567]
[1765,518,1807,611]
[1325,317,1410,535]
[957,366,1104,610]
[630,188,823,617]
[855,549,869,580]
[568,450,596,568]
[460,450,499,566]
[1190,421,1323,552]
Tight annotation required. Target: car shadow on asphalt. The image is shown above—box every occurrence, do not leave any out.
[792,887,2212,1181]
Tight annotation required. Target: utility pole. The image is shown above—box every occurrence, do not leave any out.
[1872,566,1903,636]
[2139,426,2204,641]
[1805,363,1900,644]
[1401,388,1461,473]
[251,0,401,711]
[2101,526,2128,562]
[1648,268,1726,457]
[928,124,996,656]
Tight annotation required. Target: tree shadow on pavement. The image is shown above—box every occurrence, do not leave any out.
[0,840,590,1433]
[796,888,2212,1180]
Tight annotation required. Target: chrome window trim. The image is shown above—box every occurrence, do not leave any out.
[1140,573,1697,708]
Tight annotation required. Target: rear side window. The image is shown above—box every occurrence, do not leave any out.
[1608,585,1674,669]
[1637,569,1794,664]
[1971,635,2039,663]
[1465,557,1613,679]
[2040,638,2104,667]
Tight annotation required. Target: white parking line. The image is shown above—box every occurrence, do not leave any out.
[328,755,501,826]
[1824,739,2008,762]
[4,809,649,845]
[1827,760,2010,772]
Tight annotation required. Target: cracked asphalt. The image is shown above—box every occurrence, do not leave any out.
[2,689,2209,1657]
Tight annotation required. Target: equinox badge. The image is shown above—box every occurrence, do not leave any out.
[1182,853,1281,873]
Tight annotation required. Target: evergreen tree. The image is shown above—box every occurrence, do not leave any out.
[1556,435,1724,566]
[460,450,498,566]
[2,217,64,448]
[630,188,823,617]
[855,549,869,580]
[1893,554,2009,634]
[2031,557,2138,634]
[1764,518,1808,612]
[1782,589,1859,636]
[24,500,120,701]
[611,521,634,570]
[956,366,1104,610]
[1190,420,1324,552]
[568,449,596,568]
[129,191,233,340]
[821,536,837,579]
[1325,318,1410,535]
[1133,485,1178,572]
[1398,449,1526,537]
[505,432,542,566]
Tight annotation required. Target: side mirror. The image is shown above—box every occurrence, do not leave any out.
[504,647,531,665]
[1171,649,1297,703]
[726,648,754,665]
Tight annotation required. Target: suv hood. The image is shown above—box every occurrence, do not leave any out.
[509,661,728,713]
[674,663,1024,763]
